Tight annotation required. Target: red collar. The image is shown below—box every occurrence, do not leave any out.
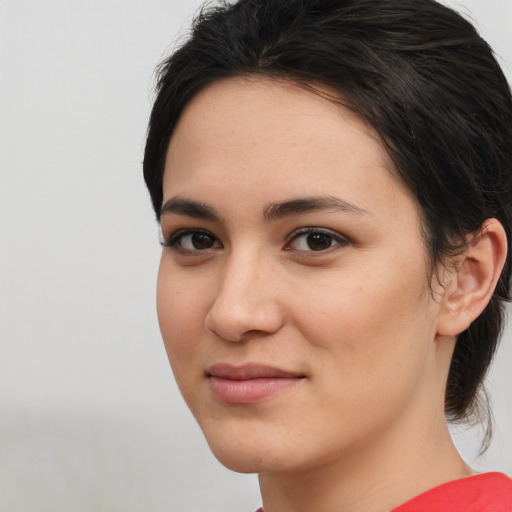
[255,472,512,512]
[392,472,512,512]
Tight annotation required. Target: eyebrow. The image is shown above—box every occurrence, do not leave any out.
[160,197,220,220]
[263,196,372,222]
[160,195,371,223]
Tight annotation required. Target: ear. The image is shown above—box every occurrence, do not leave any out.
[437,218,508,337]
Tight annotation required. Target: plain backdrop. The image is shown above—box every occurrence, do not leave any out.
[0,1,511,511]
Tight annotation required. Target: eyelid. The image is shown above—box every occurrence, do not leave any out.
[161,227,222,252]
[161,226,349,255]
[285,227,350,252]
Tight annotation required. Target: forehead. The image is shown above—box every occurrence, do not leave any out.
[163,76,414,221]
[168,77,388,160]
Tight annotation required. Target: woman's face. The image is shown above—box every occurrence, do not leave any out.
[157,77,447,474]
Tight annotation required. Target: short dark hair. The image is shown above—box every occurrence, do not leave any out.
[143,0,512,435]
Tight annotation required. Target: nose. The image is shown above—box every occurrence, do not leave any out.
[204,251,285,342]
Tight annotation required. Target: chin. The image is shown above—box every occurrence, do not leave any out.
[206,440,271,474]
[203,427,340,476]
[201,424,291,474]
[213,452,266,474]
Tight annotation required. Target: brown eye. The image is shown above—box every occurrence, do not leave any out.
[306,232,334,251]
[190,232,217,249]
[287,228,348,252]
[165,229,222,252]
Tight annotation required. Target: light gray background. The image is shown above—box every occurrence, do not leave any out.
[0,1,511,511]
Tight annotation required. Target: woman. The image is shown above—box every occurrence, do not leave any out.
[143,0,512,510]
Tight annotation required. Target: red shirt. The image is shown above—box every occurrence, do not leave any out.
[255,472,512,512]
[393,472,512,512]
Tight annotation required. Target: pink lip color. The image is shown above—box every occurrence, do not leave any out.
[206,363,304,404]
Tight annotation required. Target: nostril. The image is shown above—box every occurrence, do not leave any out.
[205,298,285,342]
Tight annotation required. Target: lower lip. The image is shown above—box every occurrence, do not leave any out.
[209,376,302,404]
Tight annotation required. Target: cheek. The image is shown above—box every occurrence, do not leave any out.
[156,264,207,380]
[286,275,436,454]
[292,260,436,388]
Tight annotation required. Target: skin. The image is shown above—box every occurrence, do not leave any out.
[156,77,504,512]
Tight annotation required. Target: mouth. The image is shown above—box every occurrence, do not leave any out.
[205,363,305,404]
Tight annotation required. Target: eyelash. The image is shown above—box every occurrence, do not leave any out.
[285,227,349,253]
[161,228,222,254]
[162,227,349,255]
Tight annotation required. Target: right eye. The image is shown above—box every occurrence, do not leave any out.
[163,229,222,252]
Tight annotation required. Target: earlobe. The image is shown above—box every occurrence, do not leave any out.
[437,218,508,337]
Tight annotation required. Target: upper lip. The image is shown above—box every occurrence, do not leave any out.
[206,363,303,380]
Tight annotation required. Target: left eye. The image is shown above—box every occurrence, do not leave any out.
[180,232,220,250]
[287,229,347,252]
[164,229,222,252]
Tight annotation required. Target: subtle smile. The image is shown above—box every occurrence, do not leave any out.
[206,363,305,404]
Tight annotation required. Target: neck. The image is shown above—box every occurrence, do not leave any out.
[259,411,471,512]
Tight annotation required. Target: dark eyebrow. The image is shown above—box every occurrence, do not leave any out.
[160,197,220,221]
[264,196,371,222]
[160,195,370,223]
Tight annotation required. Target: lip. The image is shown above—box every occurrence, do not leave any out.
[206,363,305,404]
